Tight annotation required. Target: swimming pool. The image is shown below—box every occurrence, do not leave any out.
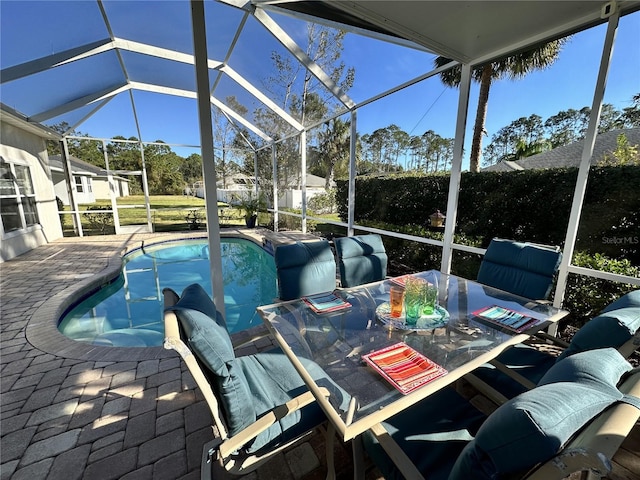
[58,237,278,347]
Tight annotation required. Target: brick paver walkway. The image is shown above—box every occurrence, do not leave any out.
[0,233,361,480]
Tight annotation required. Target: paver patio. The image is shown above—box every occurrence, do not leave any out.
[2,232,637,479]
[0,233,366,480]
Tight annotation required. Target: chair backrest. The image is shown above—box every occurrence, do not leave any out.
[476,238,561,300]
[274,240,336,301]
[334,234,388,287]
[163,284,255,440]
[556,304,640,362]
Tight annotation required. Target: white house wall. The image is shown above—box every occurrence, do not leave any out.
[0,120,63,262]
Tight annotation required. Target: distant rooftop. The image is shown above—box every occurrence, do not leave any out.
[482,128,640,172]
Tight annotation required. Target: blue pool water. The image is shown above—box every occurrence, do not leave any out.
[58,238,278,347]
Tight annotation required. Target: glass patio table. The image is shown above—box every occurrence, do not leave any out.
[257,270,569,443]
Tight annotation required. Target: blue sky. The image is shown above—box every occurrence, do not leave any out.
[1,2,638,170]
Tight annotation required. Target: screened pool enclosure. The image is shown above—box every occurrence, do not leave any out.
[1,1,639,320]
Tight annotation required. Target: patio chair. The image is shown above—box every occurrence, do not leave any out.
[333,234,388,287]
[466,289,640,403]
[274,239,337,301]
[362,348,640,480]
[476,238,562,300]
[163,283,350,477]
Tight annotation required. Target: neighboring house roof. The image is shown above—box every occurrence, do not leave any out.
[49,155,129,181]
[306,173,333,188]
[482,128,640,172]
[216,173,333,189]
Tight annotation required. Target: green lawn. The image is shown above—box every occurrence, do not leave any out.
[61,195,247,235]
[61,195,345,236]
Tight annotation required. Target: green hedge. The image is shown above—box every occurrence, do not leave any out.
[336,166,640,326]
[336,166,640,262]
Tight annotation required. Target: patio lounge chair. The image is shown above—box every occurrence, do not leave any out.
[334,234,388,287]
[163,283,350,477]
[466,289,640,402]
[362,348,640,480]
[274,239,337,301]
[477,238,562,300]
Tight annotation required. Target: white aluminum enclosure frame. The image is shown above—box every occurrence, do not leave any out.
[3,0,640,323]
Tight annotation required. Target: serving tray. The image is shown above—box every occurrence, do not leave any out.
[472,305,542,333]
[362,342,448,394]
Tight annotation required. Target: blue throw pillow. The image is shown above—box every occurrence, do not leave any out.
[168,305,256,437]
[556,307,640,361]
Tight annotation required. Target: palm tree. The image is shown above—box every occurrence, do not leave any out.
[317,117,350,190]
[435,39,568,172]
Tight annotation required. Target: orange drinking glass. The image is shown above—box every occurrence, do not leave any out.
[390,286,404,318]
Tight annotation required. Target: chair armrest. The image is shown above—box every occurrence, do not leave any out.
[618,330,640,359]
[464,372,510,406]
[163,306,230,441]
[489,359,537,390]
[531,331,570,349]
[230,324,273,351]
[369,422,425,480]
[525,448,611,479]
[163,288,180,308]
[526,370,640,479]
[219,387,330,458]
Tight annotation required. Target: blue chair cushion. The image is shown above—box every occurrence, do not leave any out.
[476,238,561,300]
[274,240,336,301]
[237,350,351,453]
[539,347,631,388]
[600,289,640,313]
[334,234,388,287]
[450,348,632,479]
[362,388,486,480]
[556,307,640,361]
[170,283,225,327]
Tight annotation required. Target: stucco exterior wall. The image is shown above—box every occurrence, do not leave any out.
[1,120,63,262]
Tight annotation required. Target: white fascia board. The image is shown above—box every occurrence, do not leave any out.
[30,82,129,123]
[221,65,303,131]
[211,96,272,142]
[0,105,61,140]
[253,7,355,109]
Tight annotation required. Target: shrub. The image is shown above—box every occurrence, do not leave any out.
[563,251,639,326]
[56,197,67,230]
[308,189,336,214]
[83,206,114,234]
[336,166,640,261]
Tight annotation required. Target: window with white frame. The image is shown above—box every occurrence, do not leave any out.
[74,175,84,193]
[1,160,40,234]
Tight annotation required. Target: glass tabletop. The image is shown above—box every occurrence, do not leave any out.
[257,270,567,440]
